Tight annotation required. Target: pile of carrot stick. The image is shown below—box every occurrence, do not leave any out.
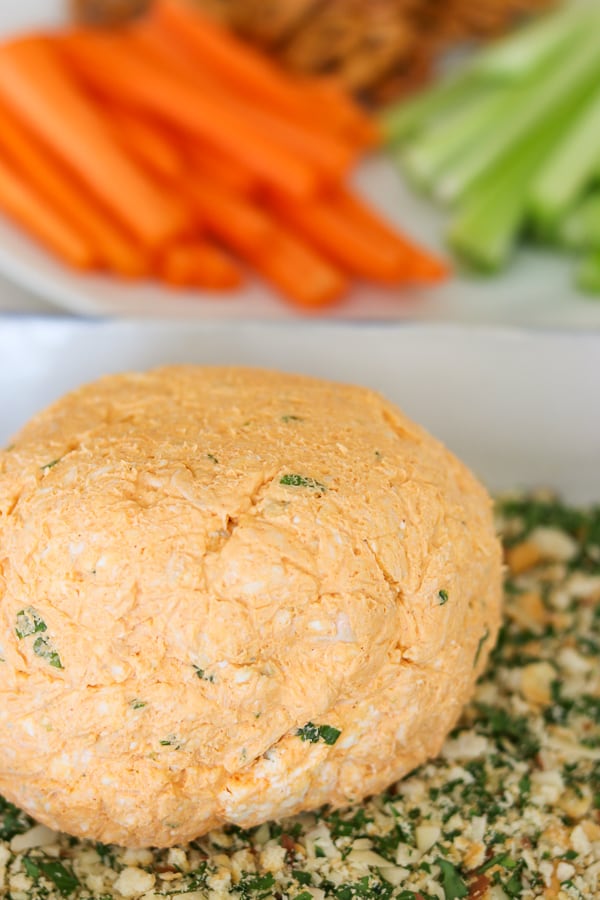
[0,0,447,308]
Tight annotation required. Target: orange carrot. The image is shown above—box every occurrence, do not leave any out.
[108,107,184,181]
[271,194,414,283]
[301,76,382,149]
[151,1,318,120]
[0,36,189,248]
[146,0,363,145]
[0,153,96,269]
[0,96,150,276]
[248,227,349,309]
[127,17,354,183]
[182,173,273,255]
[183,173,347,305]
[334,188,449,282]
[233,103,356,182]
[184,142,256,196]
[158,239,241,288]
[58,29,319,199]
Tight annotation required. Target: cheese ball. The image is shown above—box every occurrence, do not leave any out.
[0,366,502,848]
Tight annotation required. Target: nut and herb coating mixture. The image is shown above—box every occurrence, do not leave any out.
[1,494,599,899]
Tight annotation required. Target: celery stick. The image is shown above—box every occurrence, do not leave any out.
[530,83,600,226]
[448,145,540,271]
[436,25,600,204]
[448,99,578,270]
[401,84,509,189]
[381,68,480,144]
[558,191,600,250]
[472,5,592,79]
[576,252,600,294]
[382,4,594,143]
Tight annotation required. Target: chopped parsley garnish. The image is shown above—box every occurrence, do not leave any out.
[15,607,47,639]
[129,699,146,710]
[37,860,80,896]
[236,871,275,899]
[206,453,219,464]
[16,609,62,668]
[292,870,312,885]
[23,857,41,879]
[193,666,215,683]
[438,590,449,605]
[474,627,490,667]
[296,722,341,745]
[41,458,62,472]
[33,635,63,669]
[476,852,517,874]
[21,857,80,897]
[281,415,303,423]
[473,704,540,759]
[434,858,468,899]
[0,795,34,840]
[280,474,326,491]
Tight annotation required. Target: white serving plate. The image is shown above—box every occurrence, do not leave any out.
[1,319,599,504]
[1,3,600,327]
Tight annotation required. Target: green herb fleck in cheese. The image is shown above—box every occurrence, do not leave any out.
[280,474,326,491]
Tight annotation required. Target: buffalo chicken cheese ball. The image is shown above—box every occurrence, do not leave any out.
[0,366,502,848]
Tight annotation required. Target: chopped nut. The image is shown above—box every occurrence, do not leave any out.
[505,590,547,628]
[557,788,592,820]
[530,526,578,562]
[505,540,543,574]
[113,867,156,897]
[520,661,555,705]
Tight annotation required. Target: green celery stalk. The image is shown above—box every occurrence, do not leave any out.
[529,83,600,226]
[381,68,481,144]
[447,146,539,271]
[576,251,600,294]
[448,99,580,270]
[436,24,600,204]
[400,84,510,190]
[471,4,592,79]
[558,190,600,250]
[381,4,593,144]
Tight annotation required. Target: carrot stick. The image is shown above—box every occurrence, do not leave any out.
[181,173,273,255]
[151,0,324,124]
[158,239,241,288]
[247,227,349,308]
[145,0,363,145]
[0,153,96,269]
[270,194,414,283]
[127,18,354,182]
[108,107,184,181]
[58,29,319,199]
[0,36,189,248]
[301,76,382,149]
[183,142,256,196]
[0,96,150,276]
[334,187,449,282]
[233,103,356,182]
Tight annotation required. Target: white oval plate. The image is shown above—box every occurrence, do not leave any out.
[1,1,600,327]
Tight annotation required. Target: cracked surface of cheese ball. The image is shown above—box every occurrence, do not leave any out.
[0,366,502,848]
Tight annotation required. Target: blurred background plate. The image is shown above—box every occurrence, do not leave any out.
[1,1,600,327]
